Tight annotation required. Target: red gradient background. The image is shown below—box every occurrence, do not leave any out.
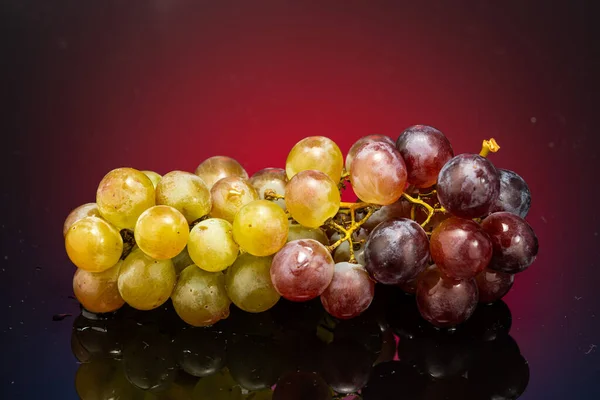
[2,1,598,398]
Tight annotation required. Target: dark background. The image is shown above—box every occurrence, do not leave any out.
[1,0,598,398]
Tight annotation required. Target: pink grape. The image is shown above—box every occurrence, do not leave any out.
[320,262,375,320]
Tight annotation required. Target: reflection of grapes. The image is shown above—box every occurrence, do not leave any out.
[76,358,144,400]
[175,327,226,378]
[273,371,332,400]
[321,338,372,393]
[192,368,244,400]
[227,335,280,390]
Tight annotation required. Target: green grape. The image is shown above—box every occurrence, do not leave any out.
[194,156,249,189]
[209,177,259,223]
[63,203,101,236]
[188,218,239,272]
[232,200,288,256]
[65,216,123,273]
[192,368,243,400]
[249,168,288,210]
[73,261,125,313]
[75,358,145,400]
[96,167,155,230]
[286,223,329,245]
[172,246,195,275]
[225,254,280,313]
[135,205,189,260]
[118,248,176,310]
[171,265,231,327]
[286,136,344,182]
[285,170,340,228]
[141,170,162,188]
[156,171,212,223]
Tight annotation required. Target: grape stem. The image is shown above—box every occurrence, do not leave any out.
[326,205,375,262]
[401,193,446,228]
[263,189,285,201]
[479,138,500,157]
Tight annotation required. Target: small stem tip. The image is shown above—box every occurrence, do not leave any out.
[479,138,500,157]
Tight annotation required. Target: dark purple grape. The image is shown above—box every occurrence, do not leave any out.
[475,268,514,303]
[430,217,493,280]
[365,219,430,285]
[273,371,332,400]
[437,154,500,218]
[361,199,412,232]
[416,266,478,328]
[489,169,531,218]
[481,212,539,273]
[395,125,454,188]
[320,262,375,320]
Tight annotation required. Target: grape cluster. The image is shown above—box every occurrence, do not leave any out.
[65,125,538,328]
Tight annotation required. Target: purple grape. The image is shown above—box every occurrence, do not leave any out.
[365,218,430,285]
[481,212,539,274]
[320,262,375,320]
[437,154,500,218]
[475,268,515,303]
[489,169,531,218]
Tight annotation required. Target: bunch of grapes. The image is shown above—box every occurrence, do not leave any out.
[64,125,538,328]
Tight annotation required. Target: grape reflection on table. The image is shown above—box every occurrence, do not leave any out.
[72,286,529,400]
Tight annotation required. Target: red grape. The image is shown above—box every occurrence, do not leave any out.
[437,154,500,218]
[320,262,375,320]
[489,169,531,218]
[270,239,335,301]
[346,134,395,172]
[360,199,412,232]
[395,125,454,188]
[430,217,493,280]
[365,218,430,285]
[416,266,478,328]
[481,212,538,273]
[475,268,515,303]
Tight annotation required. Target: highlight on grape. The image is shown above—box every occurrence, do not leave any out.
[64,125,538,328]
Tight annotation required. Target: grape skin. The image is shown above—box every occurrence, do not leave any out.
[345,134,395,173]
[287,223,329,245]
[209,176,259,222]
[395,125,454,188]
[350,141,407,205]
[171,265,231,327]
[365,218,430,285]
[188,218,239,272]
[232,200,289,256]
[488,168,531,218]
[270,239,335,302]
[437,154,500,218]
[96,167,156,230]
[65,216,124,273]
[286,136,344,182]
[171,246,194,275]
[141,170,162,188]
[225,253,280,313]
[481,212,539,274]
[320,262,375,320]
[194,155,249,189]
[117,248,176,311]
[134,205,189,260]
[285,170,340,228]
[249,167,288,210]
[430,217,493,280]
[63,203,101,237]
[360,199,412,232]
[155,170,211,223]
[416,266,478,328]
[73,261,125,313]
[475,268,515,303]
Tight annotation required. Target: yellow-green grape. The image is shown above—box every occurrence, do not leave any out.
[65,216,123,273]
[225,254,280,313]
[286,136,344,182]
[118,248,176,310]
[194,156,249,189]
[286,223,329,245]
[249,168,288,210]
[156,171,212,223]
[171,265,231,327]
[192,368,243,400]
[96,167,155,230]
[172,246,195,275]
[141,170,162,189]
[232,200,288,256]
[209,177,259,223]
[73,261,125,313]
[188,218,239,272]
[134,205,189,260]
[63,203,101,237]
[285,170,340,228]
